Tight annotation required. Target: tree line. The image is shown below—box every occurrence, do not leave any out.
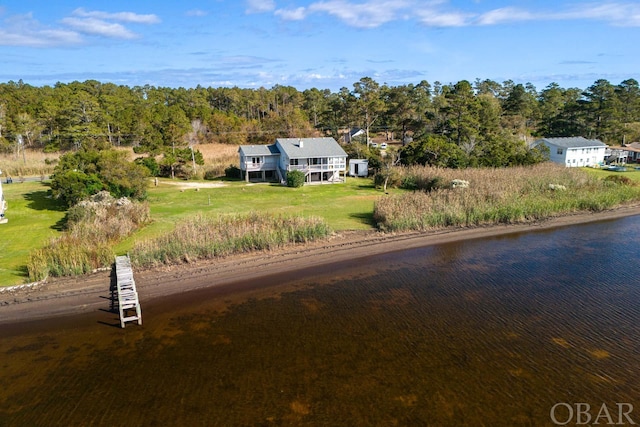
[1,77,639,167]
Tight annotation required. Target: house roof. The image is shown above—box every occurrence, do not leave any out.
[238,144,280,156]
[537,137,607,148]
[349,128,365,137]
[276,137,347,159]
[624,142,640,152]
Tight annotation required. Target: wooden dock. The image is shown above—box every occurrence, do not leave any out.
[115,255,142,328]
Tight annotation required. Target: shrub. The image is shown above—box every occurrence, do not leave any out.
[286,170,305,187]
[135,157,160,177]
[224,165,242,179]
[604,175,634,186]
[50,170,103,206]
[27,192,150,281]
[52,148,149,207]
[400,175,418,190]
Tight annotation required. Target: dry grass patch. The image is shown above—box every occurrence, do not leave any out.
[0,149,60,177]
[374,163,640,231]
[196,143,239,178]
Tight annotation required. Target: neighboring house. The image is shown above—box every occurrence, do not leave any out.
[623,142,640,163]
[605,146,630,164]
[534,137,607,167]
[349,159,369,177]
[239,137,348,184]
[344,128,365,143]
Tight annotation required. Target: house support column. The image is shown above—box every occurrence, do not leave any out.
[245,170,249,182]
[262,171,266,181]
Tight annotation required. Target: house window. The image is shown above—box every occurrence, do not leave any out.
[557,148,564,155]
[252,157,261,165]
[290,159,299,166]
[310,158,322,165]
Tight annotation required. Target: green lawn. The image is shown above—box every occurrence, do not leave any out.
[583,165,640,182]
[116,177,385,251]
[2,177,388,285]
[0,181,67,285]
[8,166,638,286]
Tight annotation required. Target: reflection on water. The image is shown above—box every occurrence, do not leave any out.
[1,217,640,426]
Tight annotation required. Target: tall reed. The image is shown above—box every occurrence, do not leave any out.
[374,164,640,231]
[131,212,331,268]
[0,150,60,177]
[26,193,151,281]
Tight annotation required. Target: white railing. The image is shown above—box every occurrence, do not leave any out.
[288,164,346,172]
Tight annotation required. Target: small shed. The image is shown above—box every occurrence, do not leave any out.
[349,159,369,177]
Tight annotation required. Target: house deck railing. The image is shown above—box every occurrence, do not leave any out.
[287,164,346,172]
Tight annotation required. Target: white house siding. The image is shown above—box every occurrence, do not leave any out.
[536,137,606,168]
[563,147,606,167]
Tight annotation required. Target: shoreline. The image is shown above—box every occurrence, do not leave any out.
[2,203,640,326]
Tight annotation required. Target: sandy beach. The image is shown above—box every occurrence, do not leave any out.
[2,203,640,325]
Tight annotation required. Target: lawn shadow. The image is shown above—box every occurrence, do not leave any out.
[356,182,376,190]
[15,265,30,280]
[23,188,66,212]
[23,187,68,231]
[349,211,376,227]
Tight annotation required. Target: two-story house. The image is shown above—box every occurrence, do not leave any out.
[534,137,607,167]
[239,137,348,184]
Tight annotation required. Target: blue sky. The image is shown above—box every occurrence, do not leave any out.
[1,1,639,92]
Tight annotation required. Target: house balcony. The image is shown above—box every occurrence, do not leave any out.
[242,162,278,172]
[287,164,346,172]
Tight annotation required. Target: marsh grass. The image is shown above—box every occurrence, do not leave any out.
[0,149,60,177]
[26,193,151,281]
[195,143,239,178]
[131,212,331,268]
[374,163,640,231]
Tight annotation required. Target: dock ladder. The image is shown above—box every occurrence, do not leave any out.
[115,255,142,328]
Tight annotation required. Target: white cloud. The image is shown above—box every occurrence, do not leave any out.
[60,9,160,40]
[416,10,471,27]
[61,17,138,39]
[275,7,308,21]
[71,8,161,24]
[560,2,640,27]
[308,0,410,28]
[246,0,276,14]
[0,28,82,47]
[0,12,82,47]
[267,0,640,28]
[0,8,161,47]
[476,7,536,25]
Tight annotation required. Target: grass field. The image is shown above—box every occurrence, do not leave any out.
[583,165,640,182]
[115,177,386,251]
[0,181,67,285]
[2,159,640,286]
[1,176,387,285]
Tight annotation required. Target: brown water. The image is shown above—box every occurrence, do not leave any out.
[1,217,640,426]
